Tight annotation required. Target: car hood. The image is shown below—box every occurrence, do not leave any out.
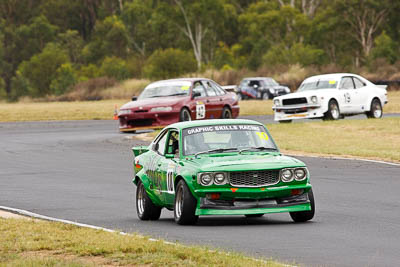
[275,89,336,100]
[182,153,304,172]
[121,96,188,109]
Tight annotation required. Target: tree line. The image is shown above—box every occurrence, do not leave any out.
[0,0,399,101]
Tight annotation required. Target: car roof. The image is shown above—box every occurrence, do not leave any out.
[149,78,210,84]
[167,119,264,130]
[303,73,362,82]
[242,77,273,81]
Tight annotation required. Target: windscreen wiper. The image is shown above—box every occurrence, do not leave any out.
[168,93,188,96]
[239,146,277,154]
[195,147,238,158]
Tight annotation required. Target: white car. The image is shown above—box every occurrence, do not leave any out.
[272,73,388,123]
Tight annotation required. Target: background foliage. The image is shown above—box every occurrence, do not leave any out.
[1,0,399,101]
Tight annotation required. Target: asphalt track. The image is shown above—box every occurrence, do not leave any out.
[1,118,399,267]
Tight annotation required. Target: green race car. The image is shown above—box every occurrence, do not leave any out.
[132,119,315,225]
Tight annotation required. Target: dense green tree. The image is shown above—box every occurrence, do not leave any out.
[143,48,197,79]
[49,63,78,95]
[18,43,69,97]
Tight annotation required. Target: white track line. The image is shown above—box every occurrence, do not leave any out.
[285,154,400,167]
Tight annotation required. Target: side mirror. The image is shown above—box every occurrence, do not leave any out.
[165,154,175,159]
[152,143,159,151]
[132,96,137,101]
[192,91,201,98]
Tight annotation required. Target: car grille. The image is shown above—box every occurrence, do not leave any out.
[282,98,307,105]
[128,119,154,127]
[229,170,280,187]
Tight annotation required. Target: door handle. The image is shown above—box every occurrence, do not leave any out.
[206,99,210,103]
[157,163,161,167]
[219,98,223,101]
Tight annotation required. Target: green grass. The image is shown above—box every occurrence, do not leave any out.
[268,117,400,163]
[0,218,285,267]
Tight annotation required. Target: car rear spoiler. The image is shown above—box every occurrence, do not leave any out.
[132,146,149,157]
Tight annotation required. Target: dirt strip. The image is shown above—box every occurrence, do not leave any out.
[0,210,27,219]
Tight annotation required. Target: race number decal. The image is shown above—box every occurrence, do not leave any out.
[196,101,206,119]
[344,92,351,103]
[166,163,175,193]
[255,131,269,141]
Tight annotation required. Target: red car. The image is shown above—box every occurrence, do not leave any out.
[118,78,240,132]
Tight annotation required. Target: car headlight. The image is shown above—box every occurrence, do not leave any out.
[118,109,132,116]
[274,99,280,106]
[214,173,227,185]
[294,168,307,181]
[310,96,318,104]
[285,88,290,93]
[199,173,213,186]
[281,169,294,182]
[269,88,275,93]
[150,107,172,112]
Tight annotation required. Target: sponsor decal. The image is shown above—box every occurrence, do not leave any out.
[184,124,262,135]
[329,80,337,84]
[181,85,190,90]
[287,114,307,118]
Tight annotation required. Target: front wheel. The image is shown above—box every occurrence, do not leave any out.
[366,98,382,119]
[290,189,315,223]
[323,100,340,120]
[136,181,162,220]
[174,180,198,225]
[179,108,191,122]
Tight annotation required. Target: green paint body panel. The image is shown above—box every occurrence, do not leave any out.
[132,119,314,216]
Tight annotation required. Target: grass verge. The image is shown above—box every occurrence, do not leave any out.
[268,117,400,163]
[0,217,284,267]
[1,91,399,122]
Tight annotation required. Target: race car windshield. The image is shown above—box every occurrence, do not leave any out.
[265,78,279,86]
[298,80,338,91]
[182,124,277,156]
[139,81,191,99]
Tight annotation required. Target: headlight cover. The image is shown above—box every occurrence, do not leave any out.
[150,106,172,112]
[199,173,213,186]
[281,169,294,182]
[294,168,307,181]
[214,173,227,185]
[310,96,318,104]
[118,109,132,116]
[274,99,280,106]
[198,172,228,186]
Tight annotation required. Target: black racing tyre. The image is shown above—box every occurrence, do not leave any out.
[179,108,192,122]
[366,98,382,119]
[262,92,270,100]
[174,180,198,225]
[245,214,264,218]
[323,99,340,120]
[279,120,292,123]
[290,189,315,223]
[221,106,232,119]
[136,181,162,221]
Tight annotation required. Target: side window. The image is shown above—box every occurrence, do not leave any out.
[340,77,355,90]
[353,77,365,89]
[155,131,168,155]
[202,81,217,96]
[166,130,179,156]
[192,81,206,97]
[210,81,226,95]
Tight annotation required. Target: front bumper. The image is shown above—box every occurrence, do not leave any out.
[273,104,324,121]
[194,184,312,216]
[118,111,180,131]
